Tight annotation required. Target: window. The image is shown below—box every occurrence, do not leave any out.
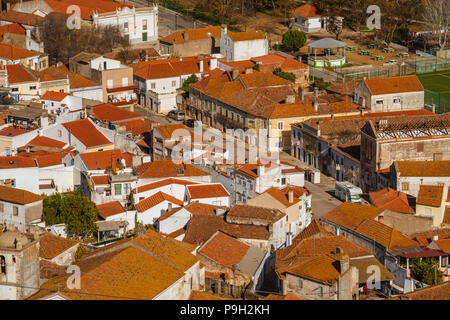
[151,82,156,89]
[142,19,147,30]
[375,99,383,104]
[57,129,62,137]
[123,183,131,195]
[281,178,286,185]
[393,97,401,103]
[30,85,36,90]
[13,206,18,216]
[122,77,128,87]
[172,80,176,87]
[0,256,5,274]
[114,184,122,196]
[417,142,424,152]
[11,88,18,92]
[124,22,129,32]
[107,79,113,89]
[401,182,409,191]
[278,121,284,130]
[318,287,323,297]
[0,203,3,212]
[298,279,303,289]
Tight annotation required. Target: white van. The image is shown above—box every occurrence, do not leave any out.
[335,181,363,203]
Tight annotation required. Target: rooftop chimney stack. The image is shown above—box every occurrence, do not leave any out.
[286,94,295,104]
[199,60,204,73]
[183,31,189,41]
[221,24,228,35]
[257,163,264,176]
[288,189,294,204]
[167,203,172,211]
[313,101,318,112]
[314,87,319,98]
[231,68,239,81]
[215,208,226,216]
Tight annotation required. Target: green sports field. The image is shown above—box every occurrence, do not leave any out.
[417,69,450,113]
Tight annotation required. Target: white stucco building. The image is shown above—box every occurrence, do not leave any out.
[220,25,268,61]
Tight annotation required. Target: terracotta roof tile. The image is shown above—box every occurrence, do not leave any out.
[434,239,450,253]
[183,214,270,245]
[363,75,424,95]
[21,151,69,168]
[0,126,30,137]
[0,43,41,60]
[80,149,129,170]
[41,91,69,102]
[187,183,229,199]
[133,178,199,194]
[355,219,419,250]
[25,136,67,149]
[0,22,26,35]
[39,232,79,260]
[264,293,303,300]
[198,231,250,268]
[40,259,67,279]
[443,207,450,226]
[395,160,450,177]
[0,10,44,26]
[159,202,222,222]
[62,118,111,148]
[322,202,382,230]
[291,219,332,243]
[92,104,143,123]
[189,290,230,300]
[0,156,37,168]
[135,191,183,213]
[293,3,321,17]
[6,63,37,84]
[96,201,125,219]
[369,187,415,214]
[226,204,286,223]
[263,187,300,208]
[91,175,109,186]
[227,30,265,42]
[160,26,222,44]
[417,185,444,207]
[155,123,190,139]
[389,281,450,300]
[0,185,42,204]
[136,160,209,179]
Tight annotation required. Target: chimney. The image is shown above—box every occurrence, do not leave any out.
[199,60,204,73]
[215,208,226,216]
[257,163,264,176]
[209,58,218,70]
[231,68,239,81]
[183,31,189,41]
[288,189,294,203]
[167,203,172,211]
[286,94,295,104]
[313,101,318,112]
[26,29,31,39]
[314,87,319,97]
[245,67,253,74]
[433,235,438,241]
[432,104,436,113]
[331,113,334,120]
[221,24,228,35]
[6,3,10,11]
[16,239,23,250]
[298,88,305,101]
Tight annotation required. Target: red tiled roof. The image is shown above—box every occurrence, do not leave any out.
[355,219,419,250]
[0,156,37,168]
[62,118,111,148]
[25,136,67,149]
[187,183,229,199]
[389,281,450,300]
[198,231,250,268]
[6,64,37,84]
[443,207,450,226]
[39,232,79,260]
[0,126,30,137]
[293,3,321,17]
[0,43,41,60]
[0,10,44,26]
[395,161,450,177]
[41,91,69,102]
[96,201,125,219]
[132,178,199,194]
[226,204,286,223]
[92,104,143,123]
[251,53,308,71]
[136,160,209,179]
[0,22,26,35]
[417,185,444,207]
[0,185,42,204]
[227,30,265,42]
[80,149,130,170]
[160,26,222,44]
[363,75,424,95]
[369,187,415,214]
[155,123,190,139]
[133,56,212,80]
[135,191,183,213]
[91,175,109,186]
[434,239,450,253]
[322,202,382,230]
[20,151,69,168]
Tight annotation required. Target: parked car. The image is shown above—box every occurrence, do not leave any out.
[183,119,200,128]
[168,110,185,121]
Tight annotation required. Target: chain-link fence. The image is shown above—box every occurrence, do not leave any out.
[424,89,450,114]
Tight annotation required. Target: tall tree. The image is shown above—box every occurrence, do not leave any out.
[422,0,450,49]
